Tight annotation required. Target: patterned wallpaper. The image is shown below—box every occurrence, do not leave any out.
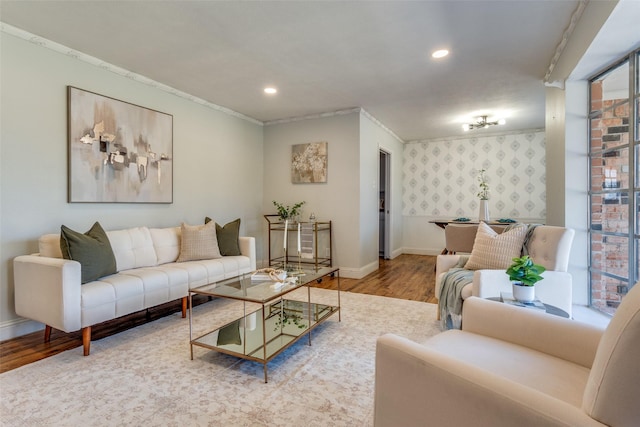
[402,130,546,220]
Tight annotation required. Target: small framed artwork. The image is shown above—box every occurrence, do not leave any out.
[67,86,173,203]
[291,141,328,183]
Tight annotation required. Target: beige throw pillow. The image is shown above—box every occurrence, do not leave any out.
[176,221,222,262]
[464,222,527,270]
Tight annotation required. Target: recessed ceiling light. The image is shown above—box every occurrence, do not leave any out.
[432,49,449,59]
[264,87,277,94]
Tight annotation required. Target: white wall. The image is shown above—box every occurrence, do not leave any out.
[546,83,590,306]
[564,81,590,305]
[263,110,404,278]
[360,112,405,266]
[0,33,264,338]
[263,113,361,275]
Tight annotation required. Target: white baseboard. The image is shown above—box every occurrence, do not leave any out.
[338,260,379,279]
[0,317,44,341]
[381,248,404,260]
[401,247,442,256]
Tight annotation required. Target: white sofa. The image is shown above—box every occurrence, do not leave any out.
[13,225,256,355]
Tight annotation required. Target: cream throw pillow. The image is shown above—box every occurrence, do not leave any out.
[176,221,222,262]
[464,222,527,270]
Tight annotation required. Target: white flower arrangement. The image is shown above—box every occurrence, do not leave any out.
[477,169,490,200]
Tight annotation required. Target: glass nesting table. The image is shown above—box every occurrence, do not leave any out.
[189,266,340,382]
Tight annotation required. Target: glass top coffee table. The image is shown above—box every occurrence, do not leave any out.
[189,266,340,382]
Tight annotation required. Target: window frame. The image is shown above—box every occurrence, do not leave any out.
[587,49,639,314]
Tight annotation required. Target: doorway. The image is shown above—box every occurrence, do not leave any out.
[379,150,391,259]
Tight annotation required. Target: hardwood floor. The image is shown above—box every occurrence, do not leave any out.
[0,254,437,374]
[316,254,437,303]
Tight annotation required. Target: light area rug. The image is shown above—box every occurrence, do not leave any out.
[0,289,441,427]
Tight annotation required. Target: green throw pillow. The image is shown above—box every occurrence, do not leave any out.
[205,217,241,256]
[60,222,117,284]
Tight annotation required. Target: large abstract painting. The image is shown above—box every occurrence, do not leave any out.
[68,86,173,203]
[291,141,328,183]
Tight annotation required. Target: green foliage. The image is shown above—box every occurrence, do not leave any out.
[505,255,546,286]
[477,169,490,200]
[273,310,307,331]
[272,200,305,220]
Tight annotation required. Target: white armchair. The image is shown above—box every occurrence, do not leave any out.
[436,225,575,316]
[374,282,640,427]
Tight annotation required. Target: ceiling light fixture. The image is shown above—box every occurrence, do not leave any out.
[462,115,506,131]
[264,87,277,94]
[432,49,449,59]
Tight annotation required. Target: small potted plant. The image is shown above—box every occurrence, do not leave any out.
[272,200,305,222]
[505,255,546,302]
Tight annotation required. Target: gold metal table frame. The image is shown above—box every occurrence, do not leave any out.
[188,266,341,382]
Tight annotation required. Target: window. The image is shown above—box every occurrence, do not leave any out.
[588,50,639,315]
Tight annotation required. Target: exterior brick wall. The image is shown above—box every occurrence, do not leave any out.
[590,80,630,315]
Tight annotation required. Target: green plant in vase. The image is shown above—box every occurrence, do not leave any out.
[506,255,546,302]
[506,255,546,285]
[476,168,490,201]
[272,200,305,221]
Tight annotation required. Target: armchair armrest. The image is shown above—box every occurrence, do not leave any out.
[435,254,462,297]
[472,270,573,316]
[238,236,256,271]
[436,254,461,276]
[13,255,82,332]
[375,333,605,427]
[462,297,604,368]
[471,269,510,298]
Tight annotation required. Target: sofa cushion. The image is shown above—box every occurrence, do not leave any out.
[149,227,181,265]
[106,227,157,271]
[176,221,221,262]
[206,217,241,256]
[464,222,527,270]
[60,222,117,284]
[424,329,590,407]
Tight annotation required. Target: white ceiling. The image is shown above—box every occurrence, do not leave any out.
[0,1,586,141]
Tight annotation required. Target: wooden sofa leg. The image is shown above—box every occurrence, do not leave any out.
[181,296,187,318]
[82,326,91,356]
[44,325,52,343]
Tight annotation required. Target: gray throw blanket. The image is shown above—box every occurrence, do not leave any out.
[438,256,472,330]
[521,223,541,256]
[438,223,541,330]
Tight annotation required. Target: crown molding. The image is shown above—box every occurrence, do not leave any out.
[406,128,545,145]
[359,109,405,144]
[1,22,263,126]
[263,107,361,125]
[3,22,415,143]
[543,0,588,84]
[264,107,405,144]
